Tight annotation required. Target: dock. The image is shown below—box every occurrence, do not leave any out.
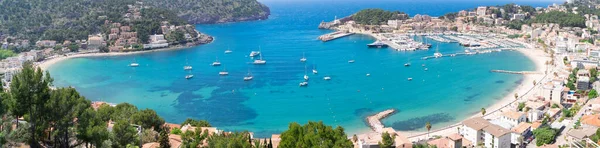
[490,70,542,75]
[366,109,397,133]
[318,31,355,42]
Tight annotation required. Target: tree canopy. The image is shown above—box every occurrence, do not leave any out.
[534,11,586,28]
[532,126,557,146]
[352,9,408,25]
[279,121,353,148]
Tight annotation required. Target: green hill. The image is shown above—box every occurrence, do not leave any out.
[143,0,270,24]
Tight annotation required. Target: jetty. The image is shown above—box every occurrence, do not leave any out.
[318,31,355,42]
[366,109,397,133]
[490,70,542,75]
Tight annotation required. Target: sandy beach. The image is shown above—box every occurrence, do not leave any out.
[37,45,197,70]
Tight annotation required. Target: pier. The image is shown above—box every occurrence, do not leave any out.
[318,31,355,42]
[490,70,542,75]
[366,109,397,133]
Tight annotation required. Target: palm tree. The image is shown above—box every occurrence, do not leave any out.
[425,122,432,138]
[481,108,486,116]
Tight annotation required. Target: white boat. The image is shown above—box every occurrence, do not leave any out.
[244,70,253,81]
[422,64,425,67]
[219,67,228,76]
[249,51,260,57]
[404,63,410,67]
[184,66,193,70]
[299,81,308,86]
[129,63,139,67]
[424,68,428,71]
[366,73,371,76]
[225,50,233,54]
[212,57,221,66]
[253,54,266,65]
[185,75,194,79]
[304,74,309,80]
[434,52,443,58]
[407,78,413,81]
[303,66,309,80]
[348,60,355,63]
[300,52,307,62]
[323,76,331,80]
[312,65,317,74]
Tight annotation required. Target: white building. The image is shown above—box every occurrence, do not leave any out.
[500,111,527,126]
[460,117,512,147]
[477,6,487,17]
[512,14,526,21]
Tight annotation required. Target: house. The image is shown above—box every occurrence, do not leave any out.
[88,35,106,49]
[511,122,533,146]
[149,34,167,44]
[141,134,182,148]
[581,114,600,127]
[120,26,131,32]
[539,81,565,105]
[571,58,598,69]
[355,128,412,148]
[577,76,590,90]
[564,90,579,104]
[477,6,487,17]
[427,133,463,148]
[500,111,527,125]
[567,126,598,142]
[35,40,56,48]
[512,14,526,21]
[482,124,512,148]
[526,101,547,122]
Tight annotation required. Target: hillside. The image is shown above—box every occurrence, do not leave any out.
[0,0,269,51]
[142,0,270,24]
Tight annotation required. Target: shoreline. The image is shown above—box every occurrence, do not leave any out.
[37,43,207,71]
[346,30,549,140]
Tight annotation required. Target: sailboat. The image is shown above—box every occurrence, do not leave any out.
[185,70,193,79]
[303,66,309,80]
[219,67,228,76]
[243,69,253,81]
[249,47,261,57]
[300,52,307,62]
[212,57,221,66]
[224,46,233,54]
[253,51,266,65]
[312,65,318,74]
[184,58,192,70]
[434,42,443,58]
[129,58,139,67]
[323,76,331,80]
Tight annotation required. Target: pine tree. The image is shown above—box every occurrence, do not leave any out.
[158,129,171,148]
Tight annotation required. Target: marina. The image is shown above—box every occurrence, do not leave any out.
[318,31,355,42]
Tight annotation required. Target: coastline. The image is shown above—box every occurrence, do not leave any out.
[37,44,207,71]
[402,41,550,141]
[350,30,549,140]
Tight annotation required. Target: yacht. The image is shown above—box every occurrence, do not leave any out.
[299,81,308,87]
[404,63,410,67]
[184,58,192,70]
[312,65,317,74]
[300,52,307,62]
[366,73,371,76]
[304,66,309,80]
[253,54,266,65]
[211,57,221,66]
[407,78,413,81]
[224,50,233,54]
[434,43,442,58]
[323,76,331,80]
[424,68,428,71]
[367,40,388,48]
[249,51,260,57]
[219,67,228,76]
[129,58,139,67]
[348,60,355,63]
[243,74,253,81]
[185,75,194,79]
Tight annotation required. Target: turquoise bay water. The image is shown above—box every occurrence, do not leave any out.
[48,0,554,137]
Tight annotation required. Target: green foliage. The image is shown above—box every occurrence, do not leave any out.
[113,120,140,147]
[440,12,458,21]
[77,108,110,148]
[552,104,559,108]
[507,34,523,39]
[46,87,91,147]
[206,132,253,148]
[518,102,526,111]
[113,103,139,121]
[279,121,353,148]
[505,20,531,30]
[534,11,586,28]
[589,89,598,99]
[6,61,52,145]
[171,127,182,135]
[532,126,557,146]
[131,109,165,131]
[158,129,171,148]
[0,50,16,60]
[352,9,408,25]
[591,68,598,82]
[378,132,394,148]
[181,118,211,127]
[143,0,270,24]
[181,127,209,148]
